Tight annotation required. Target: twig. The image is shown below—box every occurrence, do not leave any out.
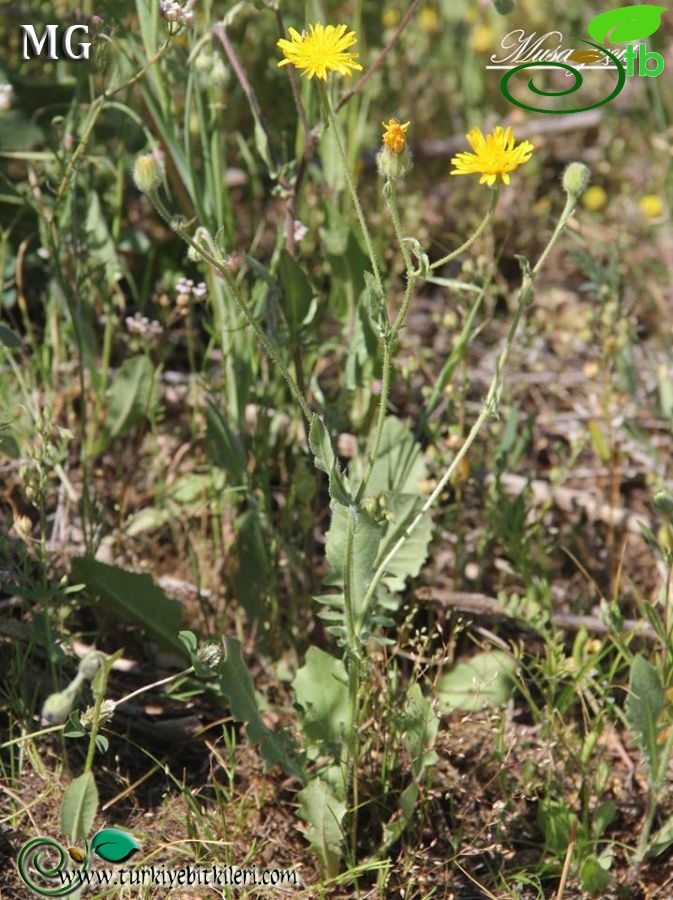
[556,819,577,900]
[417,588,657,641]
[335,0,423,112]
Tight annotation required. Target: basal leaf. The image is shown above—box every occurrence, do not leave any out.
[70,557,187,660]
[580,855,612,895]
[102,355,156,444]
[293,647,350,756]
[402,683,440,780]
[297,778,346,878]
[626,654,665,780]
[60,772,99,844]
[436,650,517,713]
[217,636,304,781]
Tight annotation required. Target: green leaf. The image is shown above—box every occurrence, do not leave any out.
[649,813,673,857]
[178,630,198,656]
[592,800,616,838]
[231,508,270,623]
[277,249,313,336]
[0,324,21,348]
[103,355,156,443]
[375,492,433,596]
[206,401,247,486]
[537,798,579,855]
[309,414,335,475]
[325,504,383,622]
[436,650,517,713]
[91,828,141,863]
[70,557,187,660]
[125,506,171,537]
[309,414,350,505]
[587,5,666,43]
[297,777,346,878]
[0,110,44,151]
[63,712,86,739]
[580,855,612,895]
[626,654,665,780]
[85,190,123,290]
[217,636,304,781]
[354,417,426,496]
[293,648,350,757]
[402,683,440,780]
[60,772,99,843]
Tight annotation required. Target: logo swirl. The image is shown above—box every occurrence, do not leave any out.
[17,837,86,897]
[500,39,626,113]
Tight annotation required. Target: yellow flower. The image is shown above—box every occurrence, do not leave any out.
[582,185,608,212]
[382,118,410,155]
[450,125,534,186]
[277,23,363,80]
[471,24,494,54]
[419,8,440,35]
[382,8,400,29]
[639,193,664,219]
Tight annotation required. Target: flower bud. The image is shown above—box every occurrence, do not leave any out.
[78,650,105,681]
[81,699,116,728]
[562,162,590,199]
[493,0,515,13]
[133,152,164,194]
[196,642,224,674]
[376,146,412,181]
[41,690,76,726]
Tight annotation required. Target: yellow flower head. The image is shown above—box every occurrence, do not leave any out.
[450,125,534,186]
[419,8,440,35]
[277,23,363,80]
[382,118,410,155]
[639,193,664,219]
[582,185,608,212]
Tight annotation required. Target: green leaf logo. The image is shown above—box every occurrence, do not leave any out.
[587,5,667,44]
[90,828,141,863]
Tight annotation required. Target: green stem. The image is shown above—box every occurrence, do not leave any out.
[360,193,577,614]
[320,85,383,296]
[429,187,499,271]
[355,182,416,504]
[343,510,361,860]
[149,193,312,423]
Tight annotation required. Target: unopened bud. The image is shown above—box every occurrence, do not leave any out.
[562,162,590,199]
[78,651,105,681]
[196,642,224,673]
[81,699,116,728]
[133,152,164,194]
[41,690,76,726]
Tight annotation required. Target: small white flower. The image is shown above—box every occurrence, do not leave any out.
[293,219,308,243]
